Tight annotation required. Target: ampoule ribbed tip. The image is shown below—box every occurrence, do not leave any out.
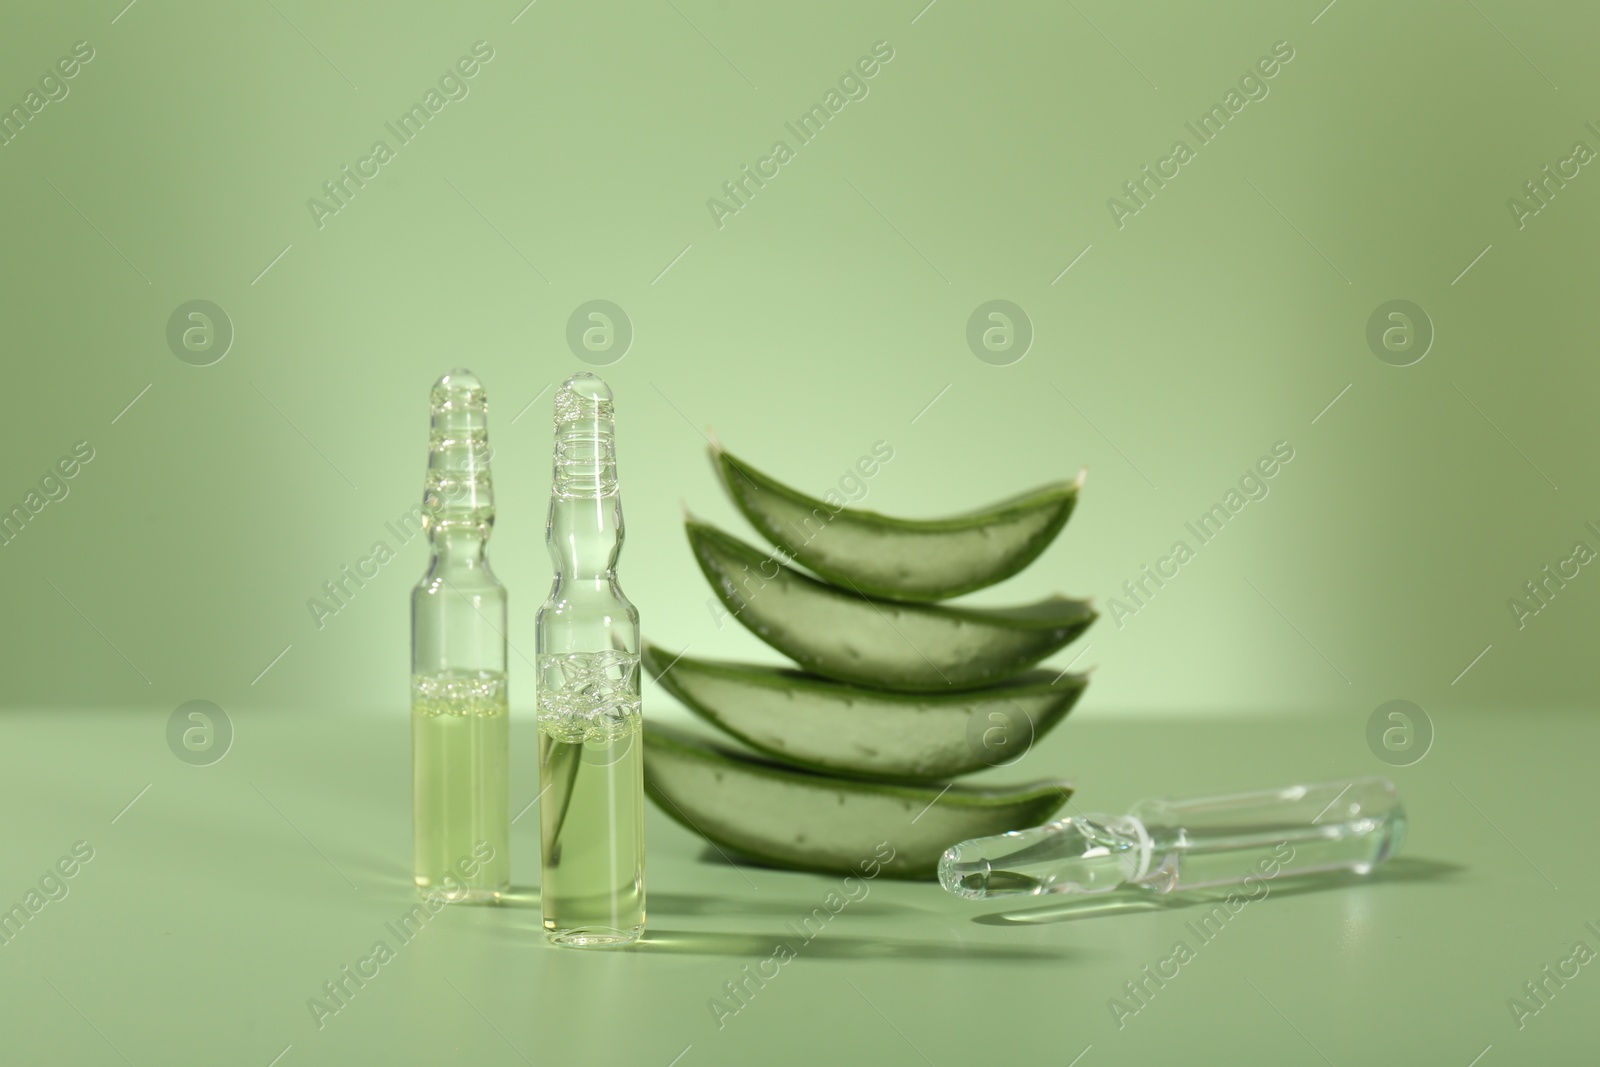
[431,368,487,415]
[424,368,494,528]
[554,372,614,425]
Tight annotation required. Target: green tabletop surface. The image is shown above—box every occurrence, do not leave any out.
[2,704,1591,1066]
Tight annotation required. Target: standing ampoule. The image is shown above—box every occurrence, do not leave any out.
[410,369,510,902]
[536,372,645,947]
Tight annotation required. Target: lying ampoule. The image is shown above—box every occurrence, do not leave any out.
[940,777,1404,901]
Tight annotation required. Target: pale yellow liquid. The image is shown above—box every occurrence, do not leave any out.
[538,722,645,945]
[412,671,510,901]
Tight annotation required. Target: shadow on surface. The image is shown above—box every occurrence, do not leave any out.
[691,844,922,879]
[636,928,1083,962]
[647,891,907,919]
[493,888,910,920]
[971,856,1464,927]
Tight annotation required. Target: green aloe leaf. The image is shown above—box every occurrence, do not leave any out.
[687,520,1095,692]
[714,446,1081,601]
[642,643,1086,781]
[642,724,1071,879]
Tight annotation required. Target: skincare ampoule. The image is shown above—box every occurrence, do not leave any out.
[410,369,510,902]
[535,372,645,947]
[940,777,1404,901]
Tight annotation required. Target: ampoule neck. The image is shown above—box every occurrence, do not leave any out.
[431,524,490,560]
[547,496,622,578]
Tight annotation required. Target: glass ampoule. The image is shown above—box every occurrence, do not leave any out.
[535,372,645,947]
[940,777,1405,901]
[410,369,510,902]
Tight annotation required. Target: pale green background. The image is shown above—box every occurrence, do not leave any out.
[2,0,1596,717]
[2,0,1597,1063]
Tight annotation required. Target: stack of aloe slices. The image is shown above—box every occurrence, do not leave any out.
[643,446,1094,879]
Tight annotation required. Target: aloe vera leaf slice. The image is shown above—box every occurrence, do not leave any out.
[642,643,1086,781]
[687,520,1095,692]
[714,446,1081,601]
[642,724,1071,880]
